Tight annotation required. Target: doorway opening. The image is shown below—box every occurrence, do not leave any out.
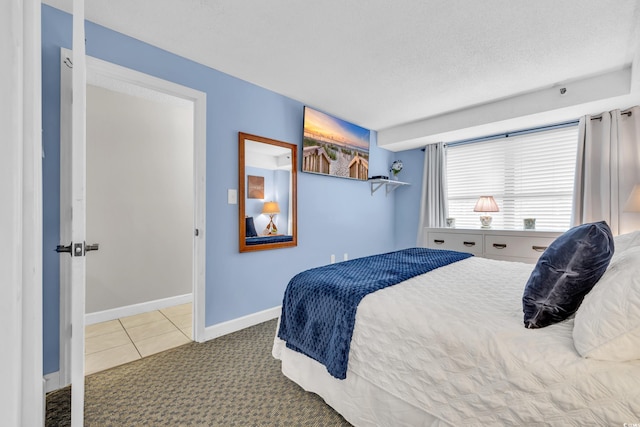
[59,49,207,385]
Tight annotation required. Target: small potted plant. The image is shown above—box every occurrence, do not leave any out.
[390,160,403,180]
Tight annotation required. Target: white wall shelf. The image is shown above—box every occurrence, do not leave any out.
[368,178,410,196]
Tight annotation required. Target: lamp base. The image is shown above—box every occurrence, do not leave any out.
[479,215,493,228]
[265,216,278,235]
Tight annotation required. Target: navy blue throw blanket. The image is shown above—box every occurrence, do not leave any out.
[277,247,473,379]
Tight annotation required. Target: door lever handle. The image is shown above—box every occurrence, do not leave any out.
[56,242,99,256]
[55,244,72,254]
[85,243,100,252]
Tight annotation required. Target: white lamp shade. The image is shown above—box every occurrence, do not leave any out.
[473,196,500,213]
[261,201,280,215]
[624,185,640,213]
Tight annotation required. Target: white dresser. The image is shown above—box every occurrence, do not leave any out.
[422,227,563,264]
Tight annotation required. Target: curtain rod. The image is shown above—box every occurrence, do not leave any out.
[435,119,579,150]
[420,107,635,150]
[590,109,633,121]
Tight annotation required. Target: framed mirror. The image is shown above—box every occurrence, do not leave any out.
[239,132,297,252]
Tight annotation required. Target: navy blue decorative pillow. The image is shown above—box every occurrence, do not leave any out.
[245,216,258,237]
[522,221,614,329]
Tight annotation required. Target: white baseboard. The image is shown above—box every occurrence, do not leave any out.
[44,371,61,393]
[85,293,192,325]
[204,306,281,341]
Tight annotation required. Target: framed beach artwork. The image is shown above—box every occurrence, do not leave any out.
[302,106,371,181]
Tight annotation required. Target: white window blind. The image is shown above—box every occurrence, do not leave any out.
[446,125,578,231]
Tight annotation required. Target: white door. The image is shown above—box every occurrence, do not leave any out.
[57,4,90,424]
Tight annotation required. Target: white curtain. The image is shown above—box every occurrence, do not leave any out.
[572,106,640,235]
[417,142,448,245]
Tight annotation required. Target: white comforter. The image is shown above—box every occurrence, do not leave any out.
[276,256,640,425]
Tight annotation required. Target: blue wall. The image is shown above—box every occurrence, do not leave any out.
[393,149,425,249]
[41,5,397,374]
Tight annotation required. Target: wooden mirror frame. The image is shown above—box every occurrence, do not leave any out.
[238,132,298,252]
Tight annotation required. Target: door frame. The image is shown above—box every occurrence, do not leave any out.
[59,48,207,387]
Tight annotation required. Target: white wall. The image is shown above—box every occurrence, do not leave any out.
[1,3,26,422]
[0,0,43,424]
[85,84,194,313]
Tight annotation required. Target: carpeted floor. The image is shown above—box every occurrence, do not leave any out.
[46,319,351,426]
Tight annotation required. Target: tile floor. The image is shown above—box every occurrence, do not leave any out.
[84,303,192,375]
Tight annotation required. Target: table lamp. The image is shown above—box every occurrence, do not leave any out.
[474,196,499,228]
[262,201,280,235]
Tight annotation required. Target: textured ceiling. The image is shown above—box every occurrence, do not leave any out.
[43,0,640,140]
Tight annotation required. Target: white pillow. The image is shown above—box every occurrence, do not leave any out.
[573,246,640,361]
[611,230,640,262]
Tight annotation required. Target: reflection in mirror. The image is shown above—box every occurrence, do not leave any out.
[239,132,297,252]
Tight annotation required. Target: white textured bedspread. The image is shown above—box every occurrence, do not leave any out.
[284,256,640,425]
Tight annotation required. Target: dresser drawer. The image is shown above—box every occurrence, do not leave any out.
[427,232,483,255]
[484,234,555,261]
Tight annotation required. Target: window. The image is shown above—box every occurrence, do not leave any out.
[446,124,578,231]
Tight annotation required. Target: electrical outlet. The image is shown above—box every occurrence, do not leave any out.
[343,253,348,261]
[330,254,336,264]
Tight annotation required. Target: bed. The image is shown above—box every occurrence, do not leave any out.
[272,225,640,426]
